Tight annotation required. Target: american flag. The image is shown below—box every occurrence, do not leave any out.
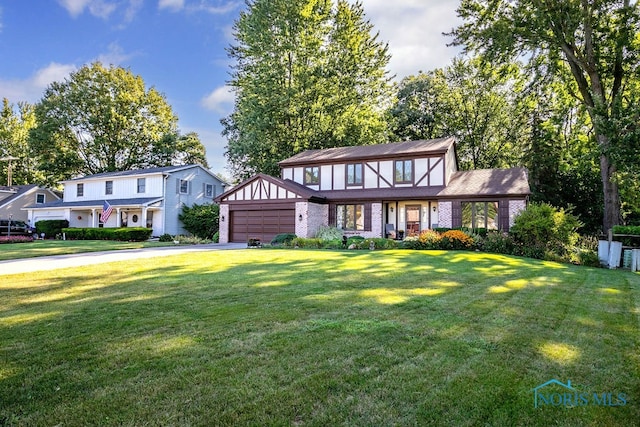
[101,201,114,223]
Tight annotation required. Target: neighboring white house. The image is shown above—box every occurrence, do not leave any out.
[0,184,61,223]
[26,165,226,236]
[216,137,530,243]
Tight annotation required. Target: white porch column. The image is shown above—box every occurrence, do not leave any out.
[116,208,121,227]
[91,208,97,228]
[141,207,148,228]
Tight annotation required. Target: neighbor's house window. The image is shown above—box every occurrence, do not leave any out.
[179,179,189,194]
[395,160,413,183]
[336,204,364,230]
[346,163,363,186]
[137,178,146,193]
[205,183,214,198]
[105,180,113,195]
[77,183,84,197]
[36,193,45,204]
[462,201,499,230]
[304,166,319,185]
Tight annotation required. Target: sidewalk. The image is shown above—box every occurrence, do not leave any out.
[0,242,247,276]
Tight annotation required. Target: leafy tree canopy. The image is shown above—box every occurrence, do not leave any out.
[223,0,393,179]
[30,62,206,184]
[0,99,43,185]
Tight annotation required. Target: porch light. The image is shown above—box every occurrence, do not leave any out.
[390,206,394,212]
[221,215,225,222]
[298,214,303,222]
[432,206,437,212]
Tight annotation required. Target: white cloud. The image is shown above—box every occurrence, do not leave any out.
[359,0,463,79]
[124,0,144,23]
[159,0,185,12]
[189,1,240,15]
[201,86,235,114]
[0,62,77,103]
[96,42,136,66]
[58,0,117,19]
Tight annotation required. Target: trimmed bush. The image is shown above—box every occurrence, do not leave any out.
[271,233,297,245]
[212,231,219,243]
[62,227,152,242]
[440,230,474,250]
[291,237,323,248]
[612,225,640,236]
[346,236,365,246]
[35,220,69,238]
[315,226,343,241]
[159,233,174,242]
[356,238,399,250]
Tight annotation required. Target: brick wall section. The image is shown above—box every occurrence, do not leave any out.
[438,201,452,228]
[296,201,328,238]
[219,204,229,243]
[509,199,527,227]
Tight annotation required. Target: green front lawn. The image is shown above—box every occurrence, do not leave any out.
[1,249,638,426]
[0,240,172,261]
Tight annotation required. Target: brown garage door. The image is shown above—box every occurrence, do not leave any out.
[230,207,295,243]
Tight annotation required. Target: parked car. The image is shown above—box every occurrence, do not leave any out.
[0,219,33,236]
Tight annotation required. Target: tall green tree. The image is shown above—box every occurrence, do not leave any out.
[0,99,43,185]
[223,0,392,179]
[391,58,528,169]
[30,62,206,183]
[450,0,640,231]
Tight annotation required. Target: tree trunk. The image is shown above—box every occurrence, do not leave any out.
[598,134,620,233]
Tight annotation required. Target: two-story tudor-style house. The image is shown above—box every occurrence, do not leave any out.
[215,137,530,243]
[27,164,226,237]
[1,185,61,223]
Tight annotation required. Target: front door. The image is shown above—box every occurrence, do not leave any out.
[406,205,421,237]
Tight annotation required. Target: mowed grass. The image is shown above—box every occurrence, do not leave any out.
[0,240,172,261]
[1,249,639,426]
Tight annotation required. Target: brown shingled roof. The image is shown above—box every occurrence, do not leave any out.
[278,137,456,166]
[438,168,530,198]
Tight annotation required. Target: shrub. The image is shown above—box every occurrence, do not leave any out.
[612,225,640,236]
[346,236,365,246]
[440,230,474,250]
[291,237,323,248]
[61,227,152,241]
[212,231,219,243]
[401,230,441,250]
[510,203,581,257]
[481,231,517,255]
[356,238,398,250]
[178,203,219,239]
[0,235,33,244]
[35,219,69,238]
[159,233,174,242]
[271,233,297,245]
[575,249,602,268]
[315,226,343,241]
[173,235,211,245]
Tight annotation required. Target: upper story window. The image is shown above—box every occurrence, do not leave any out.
[137,178,146,193]
[304,166,319,185]
[395,160,413,184]
[105,180,113,195]
[205,183,214,198]
[346,163,363,186]
[36,193,45,204]
[179,179,189,194]
[77,183,84,197]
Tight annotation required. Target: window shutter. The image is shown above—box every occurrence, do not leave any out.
[328,203,336,226]
[364,203,372,231]
[499,200,510,231]
[203,183,206,196]
[176,179,180,194]
[188,181,192,195]
[451,201,462,228]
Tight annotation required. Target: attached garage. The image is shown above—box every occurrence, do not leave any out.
[229,203,295,243]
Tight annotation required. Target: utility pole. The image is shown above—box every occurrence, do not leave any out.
[0,156,19,186]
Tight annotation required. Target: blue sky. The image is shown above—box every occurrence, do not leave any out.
[0,0,461,176]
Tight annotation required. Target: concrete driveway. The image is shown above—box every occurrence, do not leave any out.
[0,242,247,276]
